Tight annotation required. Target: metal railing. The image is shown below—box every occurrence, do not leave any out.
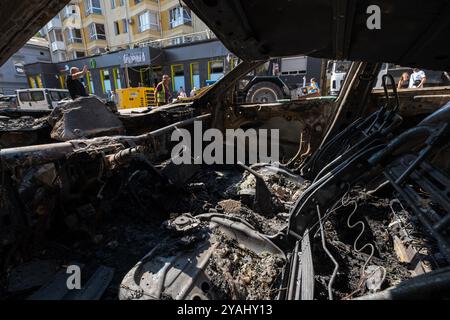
[138,30,216,49]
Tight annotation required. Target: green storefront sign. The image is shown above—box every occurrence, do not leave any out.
[89,59,97,69]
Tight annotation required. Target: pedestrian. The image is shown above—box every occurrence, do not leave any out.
[178,87,187,99]
[155,75,172,106]
[397,72,410,89]
[409,68,427,88]
[66,65,89,100]
[308,78,321,95]
[109,90,116,103]
[190,87,198,97]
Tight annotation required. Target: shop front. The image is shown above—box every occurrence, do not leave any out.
[47,47,163,99]
[25,40,233,100]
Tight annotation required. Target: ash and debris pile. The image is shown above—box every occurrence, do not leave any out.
[0,116,51,147]
[0,116,49,131]
[180,165,308,235]
[1,162,305,300]
[207,231,284,300]
[312,188,436,299]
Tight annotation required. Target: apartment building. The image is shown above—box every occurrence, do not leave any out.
[40,15,67,63]
[40,0,212,62]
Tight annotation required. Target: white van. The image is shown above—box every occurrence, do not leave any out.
[16,88,70,111]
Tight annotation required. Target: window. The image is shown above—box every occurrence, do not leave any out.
[91,47,106,55]
[100,69,112,94]
[122,19,129,33]
[85,0,102,15]
[61,91,70,99]
[151,66,163,87]
[50,91,65,101]
[19,92,31,102]
[74,51,85,58]
[138,11,159,32]
[66,28,83,44]
[171,64,185,92]
[190,62,200,89]
[110,0,116,9]
[169,6,192,29]
[49,31,56,43]
[113,68,122,89]
[114,21,120,35]
[31,91,45,101]
[169,37,183,46]
[63,6,77,19]
[208,60,224,81]
[54,30,64,42]
[89,23,106,40]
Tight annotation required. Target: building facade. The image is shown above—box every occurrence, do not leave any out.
[40,0,212,62]
[25,39,233,99]
[40,15,67,63]
[0,38,52,95]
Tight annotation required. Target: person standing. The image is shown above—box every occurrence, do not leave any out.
[308,78,321,95]
[178,87,187,99]
[66,65,89,99]
[409,68,427,88]
[109,90,117,104]
[190,87,198,97]
[155,75,172,106]
[397,72,410,89]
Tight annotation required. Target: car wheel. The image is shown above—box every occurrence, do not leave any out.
[245,81,284,103]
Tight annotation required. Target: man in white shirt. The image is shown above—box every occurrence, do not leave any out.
[409,68,427,88]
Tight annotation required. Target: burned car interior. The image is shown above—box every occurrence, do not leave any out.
[1,0,450,301]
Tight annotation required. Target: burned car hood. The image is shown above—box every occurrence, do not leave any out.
[183,0,450,71]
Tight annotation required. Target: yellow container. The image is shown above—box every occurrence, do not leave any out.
[117,87,156,109]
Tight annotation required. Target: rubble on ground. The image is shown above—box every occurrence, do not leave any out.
[207,231,284,300]
[0,116,49,131]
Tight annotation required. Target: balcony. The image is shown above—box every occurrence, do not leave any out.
[138,30,216,49]
[51,41,65,52]
[67,37,83,45]
[47,17,62,31]
[63,5,79,20]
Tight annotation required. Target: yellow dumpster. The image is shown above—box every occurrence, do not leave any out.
[117,87,156,109]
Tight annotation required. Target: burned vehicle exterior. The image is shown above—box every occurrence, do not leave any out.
[1,0,450,300]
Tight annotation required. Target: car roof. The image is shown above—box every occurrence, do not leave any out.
[183,0,450,71]
[1,0,449,71]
